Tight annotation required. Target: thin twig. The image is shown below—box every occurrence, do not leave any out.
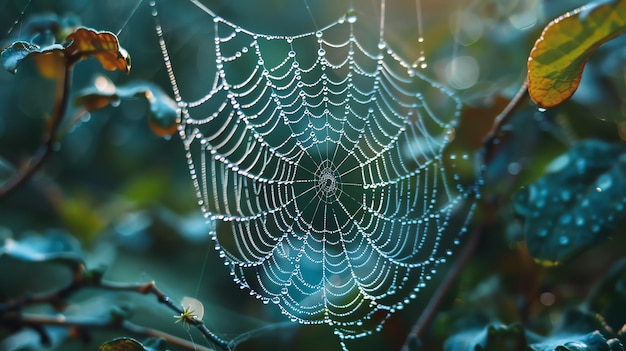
[482,79,530,153]
[0,265,231,351]
[0,63,72,199]
[401,79,530,350]
[2,313,215,351]
[401,219,484,351]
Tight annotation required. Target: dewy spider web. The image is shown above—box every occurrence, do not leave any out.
[151,0,480,346]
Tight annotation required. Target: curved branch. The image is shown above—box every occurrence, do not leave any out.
[0,63,72,199]
[482,79,530,160]
[0,266,231,351]
[1,313,215,351]
[401,219,484,350]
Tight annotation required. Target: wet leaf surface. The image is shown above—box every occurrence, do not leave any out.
[445,259,626,351]
[0,41,64,75]
[99,337,148,351]
[75,76,178,137]
[514,139,626,265]
[0,230,84,267]
[99,337,168,351]
[527,0,626,108]
[1,27,130,76]
[65,28,130,73]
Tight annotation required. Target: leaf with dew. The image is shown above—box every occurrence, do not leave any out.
[0,27,130,77]
[64,27,130,73]
[444,259,626,351]
[527,0,626,108]
[514,139,626,265]
[75,76,178,137]
[99,337,148,351]
[0,230,84,268]
[0,41,64,76]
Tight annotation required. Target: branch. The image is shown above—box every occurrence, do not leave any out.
[401,218,484,351]
[0,266,232,351]
[400,78,528,348]
[2,313,215,351]
[0,63,72,199]
[482,79,530,161]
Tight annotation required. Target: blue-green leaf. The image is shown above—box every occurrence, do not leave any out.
[75,76,178,137]
[444,323,537,351]
[0,41,64,74]
[514,139,626,265]
[99,337,167,351]
[99,337,148,351]
[0,231,84,267]
[445,322,618,351]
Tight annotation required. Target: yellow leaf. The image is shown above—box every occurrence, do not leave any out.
[527,0,626,108]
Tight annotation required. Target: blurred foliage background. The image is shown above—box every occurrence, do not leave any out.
[1,0,625,350]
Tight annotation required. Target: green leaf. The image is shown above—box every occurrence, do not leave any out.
[535,331,613,351]
[99,337,148,351]
[0,230,84,267]
[514,139,626,265]
[143,84,178,137]
[444,322,541,351]
[445,322,618,351]
[99,337,168,351]
[0,41,64,74]
[75,76,178,137]
[527,0,626,108]
[141,338,169,351]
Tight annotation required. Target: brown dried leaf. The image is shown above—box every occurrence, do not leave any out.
[65,27,130,73]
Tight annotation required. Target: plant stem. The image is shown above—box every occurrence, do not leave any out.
[401,220,484,351]
[400,78,528,349]
[482,79,530,154]
[3,313,215,351]
[0,63,72,199]
[0,266,232,351]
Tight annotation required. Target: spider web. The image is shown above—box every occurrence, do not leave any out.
[150,0,480,345]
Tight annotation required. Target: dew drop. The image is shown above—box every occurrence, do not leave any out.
[559,236,569,245]
[596,174,613,191]
[507,162,521,175]
[346,9,358,23]
[318,48,326,56]
[575,216,585,226]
